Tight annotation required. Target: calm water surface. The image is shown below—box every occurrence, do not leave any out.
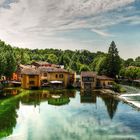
[0,87,140,140]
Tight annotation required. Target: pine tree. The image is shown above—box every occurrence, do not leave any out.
[105,41,121,78]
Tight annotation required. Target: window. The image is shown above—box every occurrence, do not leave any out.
[89,77,94,82]
[29,81,35,85]
[82,77,93,82]
[59,74,64,78]
[44,73,47,77]
[29,75,35,78]
[56,74,58,78]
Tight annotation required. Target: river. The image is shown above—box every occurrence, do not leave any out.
[120,85,140,109]
[0,86,140,140]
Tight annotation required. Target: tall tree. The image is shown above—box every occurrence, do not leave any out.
[105,41,121,78]
[0,53,6,76]
[4,48,17,79]
[124,58,134,67]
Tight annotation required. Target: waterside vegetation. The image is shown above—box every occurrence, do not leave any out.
[0,39,140,93]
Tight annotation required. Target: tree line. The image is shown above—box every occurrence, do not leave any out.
[0,39,140,79]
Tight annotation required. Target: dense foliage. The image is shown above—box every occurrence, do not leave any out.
[91,41,122,78]
[0,39,140,79]
[0,40,16,79]
[119,66,140,79]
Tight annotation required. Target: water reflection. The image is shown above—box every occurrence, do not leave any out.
[0,89,140,140]
[0,98,20,138]
[20,90,76,107]
[21,91,49,107]
[101,95,119,119]
[80,91,96,103]
[80,91,119,119]
[0,89,20,99]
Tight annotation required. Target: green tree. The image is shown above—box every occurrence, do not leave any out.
[20,51,31,64]
[0,53,6,76]
[4,49,17,79]
[47,54,58,64]
[80,64,90,72]
[124,58,134,67]
[134,57,140,67]
[105,41,121,78]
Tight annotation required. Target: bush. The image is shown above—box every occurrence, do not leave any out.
[112,83,126,93]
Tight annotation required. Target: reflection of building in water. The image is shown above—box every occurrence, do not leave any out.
[80,91,97,104]
[0,89,20,98]
[80,91,119,120]
[101,95,119,119]
[21,91,50,107]
[20,90,76,107]
[67,90,76,98]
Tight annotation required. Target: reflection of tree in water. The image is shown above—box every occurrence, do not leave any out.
[20,90,76,107]
[48,96,70,106]
[101,95,119,119]
[49,90,76,98]
[48,90,74,106]
[0,98,20,138]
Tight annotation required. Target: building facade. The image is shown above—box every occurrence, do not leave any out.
[21,68,41,89]
[81,72,97,90]
[81,72,114,90]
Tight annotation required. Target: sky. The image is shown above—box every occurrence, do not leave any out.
[0,0,140,59]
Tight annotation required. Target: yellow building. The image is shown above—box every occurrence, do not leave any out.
[21,68,41,89]
[97,75,114,88]
[39,67,74,88]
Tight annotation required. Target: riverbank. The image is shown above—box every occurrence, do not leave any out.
[94,86,140,111]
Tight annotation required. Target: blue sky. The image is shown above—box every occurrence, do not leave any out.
[0,0,140,59]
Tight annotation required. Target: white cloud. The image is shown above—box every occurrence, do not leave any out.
[91,29,114,37]
[0,0,139,58]
[0,0,5,6]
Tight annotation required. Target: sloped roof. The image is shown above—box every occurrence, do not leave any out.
[20,64,36,69]
[32,61,61,68]
[97,75,113,80]
[38,66,69,73]
[21,68,40,75]
[32,61,50,65]
[81,71,97,77]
